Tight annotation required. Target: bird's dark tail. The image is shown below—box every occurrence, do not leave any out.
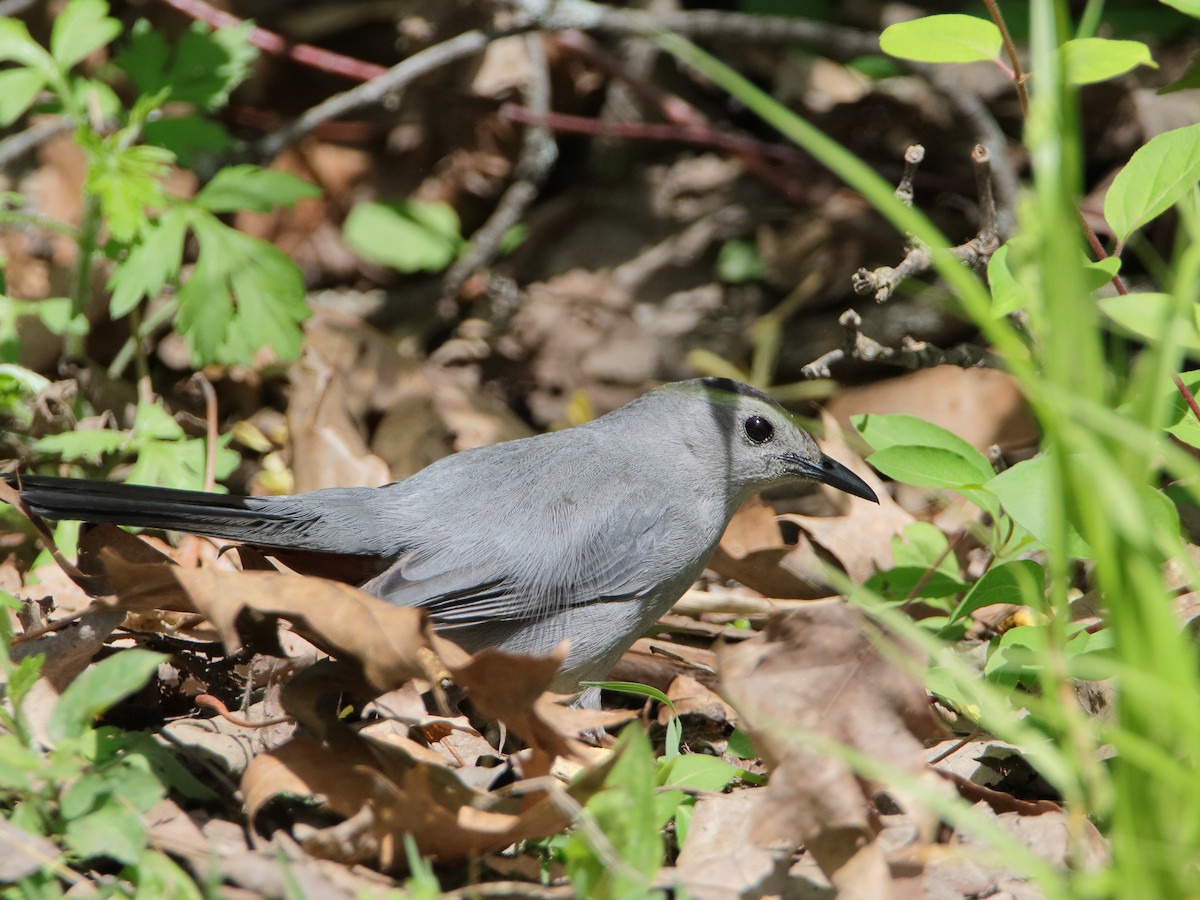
[8,474,308,547]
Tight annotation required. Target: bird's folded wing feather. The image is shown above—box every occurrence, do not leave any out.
[363,500,671,630]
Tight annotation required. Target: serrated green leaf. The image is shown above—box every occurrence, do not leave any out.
[180,213,309,365]
[8,653,44,711]
[1105,123,1200,242]
[119,19,256,111]
[30,297,88,336]
[0,69,46,126]
[0,738,43,791]
[33,429,128,461]
[947,559,1045,625]
[1056,38,1156,86]
[1099,292,1200,350]
[132,399,184,441]
[142,115,232,166]
[64,800,146,864]
[129,850,204,900]
[0,18,56,73]
[195,165,320,213]
[107,209,187,317]
[344,200,464,273]
[85,143,173,243]
[51,0,121,70]
[48,650,166,743]
[879,14,1001,64]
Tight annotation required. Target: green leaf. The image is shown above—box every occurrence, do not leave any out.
[1159,51,1200,94]
[105,730,217,802]
[33,429,128,461]
[344,200,465,273]
[107,209,187,317]
[1082,255,1121,292]
[726,728,756,760]
[195,165,320,213]
[1158,0,1200,18]
[879,15,1001,64]
[64,800,146,865]
[658,754,743,792]
[947,560,1045,625]
[50,0,122,70]
[987,243,1025,316]
[1099,293,1200,350]
[85,143,174,243]
[716,238,767,283]
[118,19,256,111]
[867,446,992,489]
[0,18,56,73]
[48,650,166,743]
[141,116,232,166]
[179,212,309,365]
[563,727,662,897]
[128,850,204,900]
[984,624,1045,686]
[0,69,47,126]
[1165,370,1200,448]
[1056,38,1156,85]
[987,455,1091,557]
[891,521,958,575]
[0,737,43,791]
[1105,123,1200,243]
[853,413,992,471]
[865,566,968,601]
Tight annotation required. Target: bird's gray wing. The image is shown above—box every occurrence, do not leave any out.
[361,500,671,632]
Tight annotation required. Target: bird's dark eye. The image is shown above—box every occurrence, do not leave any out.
[744,415,774,444]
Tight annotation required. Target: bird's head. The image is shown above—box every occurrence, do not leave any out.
[664,377,879,504]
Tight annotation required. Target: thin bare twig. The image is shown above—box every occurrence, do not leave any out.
[186,373,220,493]
[981,0,1029,115]
[802,309,997,378]
[852,144,1001,304]
[441,33,557,302]
[254,29,503,160]
[0,118,73,170]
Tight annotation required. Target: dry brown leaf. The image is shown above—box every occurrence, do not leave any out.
[719,602,947,895]
[671,790,793,899]
[241,728,609,868]
[445,642,634,773]
[710,497,833,599]
[824,365,1039,454]
[102,557,431,692]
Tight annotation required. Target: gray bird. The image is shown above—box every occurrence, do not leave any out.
[10,378,877,691]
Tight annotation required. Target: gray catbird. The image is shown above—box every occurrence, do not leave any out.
[10,377,877,690]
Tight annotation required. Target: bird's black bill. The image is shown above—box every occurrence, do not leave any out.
[784,453,880,504]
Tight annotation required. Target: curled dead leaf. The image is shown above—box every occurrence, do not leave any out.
[719,602,948,896]
[102,554,432,692]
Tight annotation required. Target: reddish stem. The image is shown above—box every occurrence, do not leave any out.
[1175,374,1200,425]
[159,0,387,82]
